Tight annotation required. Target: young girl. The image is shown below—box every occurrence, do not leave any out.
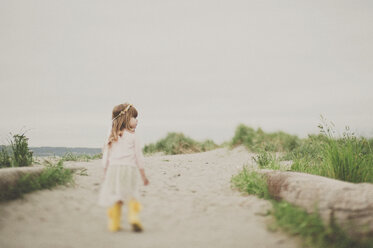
[98,103,149,232]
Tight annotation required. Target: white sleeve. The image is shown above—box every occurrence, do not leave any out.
[102,124,112,169]
[134,133,145,169]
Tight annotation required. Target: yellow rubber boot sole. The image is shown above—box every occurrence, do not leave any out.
[128,200,143,232]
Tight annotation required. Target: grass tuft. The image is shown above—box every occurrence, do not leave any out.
[231,124,300,153]
[61,152,102,162]
[0,159,74,202]
[231,166,270,199]
[143,132,219,155]
[231,168,373,248]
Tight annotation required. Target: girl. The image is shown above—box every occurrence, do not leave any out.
[98,103,149,232]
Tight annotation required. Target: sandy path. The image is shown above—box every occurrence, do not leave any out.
[0,146,300,248]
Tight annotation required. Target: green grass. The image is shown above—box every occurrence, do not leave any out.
[143,132,219,155]
[0,147,11,168]
[0,159,75,202]
[253,150,285,170]
[10,133,33,167]
[61,152,102,162]
[231,168,373,248]
[231,124,300,153]
[318,123,373,183]
[0,133,34,168]
[285,119,373,183]
[231,166,270,199]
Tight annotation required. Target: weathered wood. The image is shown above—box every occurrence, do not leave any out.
[259,169,373,239]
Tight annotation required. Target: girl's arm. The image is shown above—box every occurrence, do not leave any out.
[102,125,112,174]
[102,144,111,177]
[102,144,110,168]
[134,134,149,185]
[134,134,145,169]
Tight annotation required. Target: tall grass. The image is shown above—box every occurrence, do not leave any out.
[231,168,373,248]
[10,133,33,167]
[231,124,300,152]
[0,159,74,202]
[0,133,33,168]
[231,166,270,198]
[253,150,284,170]
[320,126,373,183]
[61,152,102,162]
[143,132,219,155]
[287,119,373,183]
[0,147,11,168]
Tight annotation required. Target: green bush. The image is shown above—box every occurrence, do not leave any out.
[143,132,219,155]
[231,124,300,152]
[61,152,101,162]
[231,166,270,199]
[231,124,256,148]
[0,159,74,202]
[289,120,373,183]
[10,133,33,167]
[0,133,33,168]
[282,134,327,162]
[270,201,369,248]
[0,146,11,168]
[253,150,277,169]
[318,124,373,183]
[231,168,373,248]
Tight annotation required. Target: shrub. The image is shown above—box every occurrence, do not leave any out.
[253,150,276,169]
[231,124,301,152]
[143,132,219,155]
[0,146,11,168]
[231,167,373,248]
[60,152,102,162]
[10,133,33,167]
[282,134,326,162]
[0,159,74,202]
[318,123,373,183]
[285,118,373,183]
[0,133,33,168]
[231,124,256,148]
[231,167,270,199]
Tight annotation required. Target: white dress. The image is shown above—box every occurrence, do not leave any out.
[97,130,145,207]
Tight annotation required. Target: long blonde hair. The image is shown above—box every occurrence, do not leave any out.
[107,103,138,148]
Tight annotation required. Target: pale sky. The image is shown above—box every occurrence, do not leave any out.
[1,0,372,148]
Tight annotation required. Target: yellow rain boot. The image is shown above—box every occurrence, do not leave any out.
[107,202,122,232]
[107,205,117,232]
[115,202,123,230]
[128,199,143,232]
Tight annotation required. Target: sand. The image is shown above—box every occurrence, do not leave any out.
[0,146,300,248]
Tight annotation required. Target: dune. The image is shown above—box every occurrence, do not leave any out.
[0,146,300,248]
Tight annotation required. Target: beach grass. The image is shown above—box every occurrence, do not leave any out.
[0,159,74,202]
[284,119,373,183]
[143,132,219,155]
[231,168,373,248]
[231,124,300,153]
[61,152,102,162]
[0,133,34,168]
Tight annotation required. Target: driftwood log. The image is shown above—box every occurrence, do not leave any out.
[259,169,373,239]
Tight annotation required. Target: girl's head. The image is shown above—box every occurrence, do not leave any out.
[107,103,138,147]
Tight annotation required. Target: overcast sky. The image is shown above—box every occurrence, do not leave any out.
[1,0,372,148]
